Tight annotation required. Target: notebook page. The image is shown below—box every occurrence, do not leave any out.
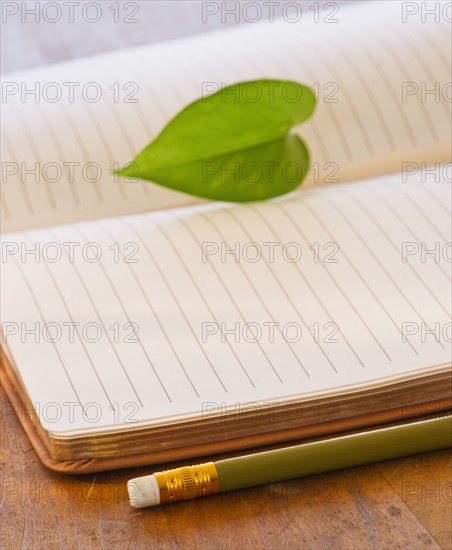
[1,169,450,436]
[1,0,450,233]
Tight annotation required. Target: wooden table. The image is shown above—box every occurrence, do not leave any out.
[1,2,451,548]
[2,386,451,549]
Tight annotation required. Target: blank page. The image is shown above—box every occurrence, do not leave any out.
[1,169,450,436]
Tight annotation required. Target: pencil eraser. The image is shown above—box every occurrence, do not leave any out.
[128,474,160,508]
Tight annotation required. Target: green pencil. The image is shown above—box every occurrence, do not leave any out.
[128,415,452,508]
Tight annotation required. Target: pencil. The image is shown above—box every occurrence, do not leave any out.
[128,415,452,508]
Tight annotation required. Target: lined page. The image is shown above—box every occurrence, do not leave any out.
[1,169,450,435]
[1,0,451,233]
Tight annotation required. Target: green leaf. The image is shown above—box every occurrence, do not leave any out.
[116,79,316,202]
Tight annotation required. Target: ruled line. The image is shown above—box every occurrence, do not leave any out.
[316,193,427,355]
[392,183,449,242]
[11,255,83,407]
[136,50,190,111]
[121,216,229,393]
[396,19,452,121]
[304,197,408,358]
[147,214,256,388]
[2,121,34,215]
[277,202,396,361]
[258,41,333,162]
[420,30,452,85]
[337,189,450,331]
[365,183,450,280]
[131,54,180,121]
[102,56,155,137]
[25,234,113,407]
[75,225,171,403]
[200,211,314,377]
[327,38,396,151]
[249,206,368,369]
[101,62,152,196]
[0,187,10,220]
[82,103,128,200]
[175,213,284,383]
[196,37,247,82]
[34,105,80,207]
[58,102,104,204]
[9,102,57,211]
[346,28,418,149]
[49,229,148,406]
[414,184,451,219]
[366,24,438,143]
[99,222,203,398]
[229,207,339,374]
[346,187,450,315]
[301,37,375,158]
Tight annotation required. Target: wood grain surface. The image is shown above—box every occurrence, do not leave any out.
[1,2,451,548]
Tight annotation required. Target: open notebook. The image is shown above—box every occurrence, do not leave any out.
[1,1,451,473]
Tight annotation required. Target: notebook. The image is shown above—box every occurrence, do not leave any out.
[1,0,451,473]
